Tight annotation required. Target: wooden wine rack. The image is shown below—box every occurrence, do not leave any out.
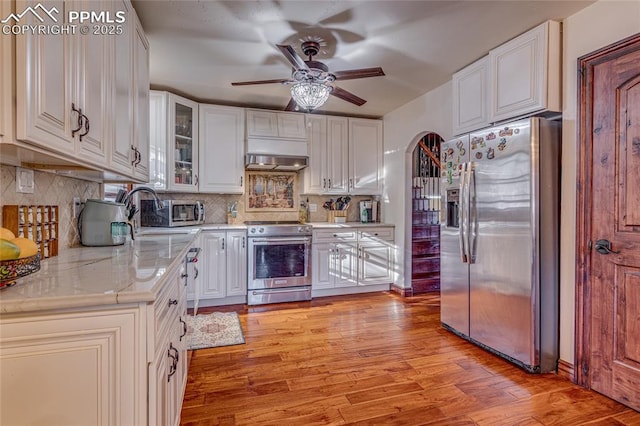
[2,205,59,258]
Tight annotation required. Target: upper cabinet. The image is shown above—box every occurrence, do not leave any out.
[303,116,382,195]
[110,1,149,181]
[246,109,306,139]
[198,105,245,194]
[489,20,561,123]
[7,0,149,182]
[452,20,561,135]
[304,115,349,194]
[149,94,246,194]
[452,56,490,135]
[148,91,199,192]
[348,118,383,195]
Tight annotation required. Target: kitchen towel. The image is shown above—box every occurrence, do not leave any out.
[185,312,245,350]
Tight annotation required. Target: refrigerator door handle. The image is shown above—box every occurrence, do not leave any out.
[468,163,477,264]
[459,163,468,263]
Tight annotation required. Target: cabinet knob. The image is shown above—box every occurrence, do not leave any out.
[168,299,178,307]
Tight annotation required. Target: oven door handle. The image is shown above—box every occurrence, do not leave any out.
[251,288,310,295]
[249,237,311,244]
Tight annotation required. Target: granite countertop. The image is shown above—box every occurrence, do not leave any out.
[0,229,199,315]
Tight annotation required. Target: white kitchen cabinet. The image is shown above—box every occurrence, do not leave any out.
[16,0,109,163]
[149,259,188,426]
[452,56,490,135]
[195,230,247,306]
[0,305,146,425]
[312,227,393,291]
[304,116,380,195]
[304,115,349,194]
[358,227,395,286]
[246,109,306,139]
[109,0,137,176]
[199,105,245,193]
[0,0,12,144]
[148,91,199,191]
[312,242,358,290]
[489,20,561,123]
[199,231,226,299]
[132,12,150,182]
[348,118,383,194]
[11,0,148,181]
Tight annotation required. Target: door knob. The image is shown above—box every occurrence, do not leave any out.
[594,239,620,255]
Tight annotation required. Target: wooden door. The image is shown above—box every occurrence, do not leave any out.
[577,33,640,411]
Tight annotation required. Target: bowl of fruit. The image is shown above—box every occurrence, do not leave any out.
[0,227,41,289]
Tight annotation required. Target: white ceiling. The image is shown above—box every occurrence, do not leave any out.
[132,0,594,118]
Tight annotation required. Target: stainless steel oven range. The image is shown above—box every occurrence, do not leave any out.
[246,221,312,305]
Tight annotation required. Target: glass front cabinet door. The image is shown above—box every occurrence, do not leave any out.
[169,95,199,191]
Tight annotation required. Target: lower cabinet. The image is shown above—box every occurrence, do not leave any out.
[149,260,188,426]
[0,306,146,425]
[0,249,190,426]
[191,230,247,307]
[312,226,394,293]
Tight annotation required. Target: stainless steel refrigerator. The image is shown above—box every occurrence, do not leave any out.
[440,117,560,373]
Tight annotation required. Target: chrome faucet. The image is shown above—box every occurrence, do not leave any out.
[122,186,164,211]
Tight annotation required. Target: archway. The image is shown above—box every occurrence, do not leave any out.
[406,132,443,295]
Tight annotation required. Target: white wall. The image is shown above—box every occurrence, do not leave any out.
[560,0,640,364]
[382,83,452,289]
[383,0,640,368]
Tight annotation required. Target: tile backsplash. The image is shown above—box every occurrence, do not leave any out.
[0,165,380,250]
[0,165,100,248]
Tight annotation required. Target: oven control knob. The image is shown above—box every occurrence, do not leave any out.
[258,228,264,233]
[250,228,256,233]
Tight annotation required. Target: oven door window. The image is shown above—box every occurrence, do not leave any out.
[254,243,306,279]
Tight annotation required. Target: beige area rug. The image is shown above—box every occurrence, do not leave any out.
[185,312,245,350]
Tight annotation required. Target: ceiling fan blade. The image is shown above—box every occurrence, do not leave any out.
[284,98,297,111]
[333,67,385,81]
[231,78,291,86]
[277,44,309,71]
[330,86,366,106]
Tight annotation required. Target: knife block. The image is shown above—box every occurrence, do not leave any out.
[327,210,347,223]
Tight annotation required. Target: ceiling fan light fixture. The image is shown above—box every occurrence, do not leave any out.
[291,82,332,111]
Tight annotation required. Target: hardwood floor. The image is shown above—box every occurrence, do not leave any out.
[181,292,640,425]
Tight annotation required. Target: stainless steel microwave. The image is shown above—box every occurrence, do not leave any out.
[140,199,204,227]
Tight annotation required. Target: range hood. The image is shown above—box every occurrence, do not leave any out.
[245,154,308,171]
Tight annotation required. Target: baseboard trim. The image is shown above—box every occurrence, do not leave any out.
[390,284,412,297]
[557,359,575,382]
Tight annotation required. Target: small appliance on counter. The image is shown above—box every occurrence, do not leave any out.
[359,200,379,223]
[140,199,204,227]
[79,199,129,246]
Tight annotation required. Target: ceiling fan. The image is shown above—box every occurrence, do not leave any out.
[231,41,385,111]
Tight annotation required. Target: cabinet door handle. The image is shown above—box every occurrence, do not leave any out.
[242,237,245,249]
[240,176,243,187]
[221,238,225,250]
[78,113,90,141]
[179,317,187,340]
[135,148,142,166]
[323,178,327,189]
[328,178,331,188]
[71,103,83,137]
[167,343,179,382]
[131,146,137,165]
[193,266,199,280]
[194,174,199,186]
[349,178,353,189]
